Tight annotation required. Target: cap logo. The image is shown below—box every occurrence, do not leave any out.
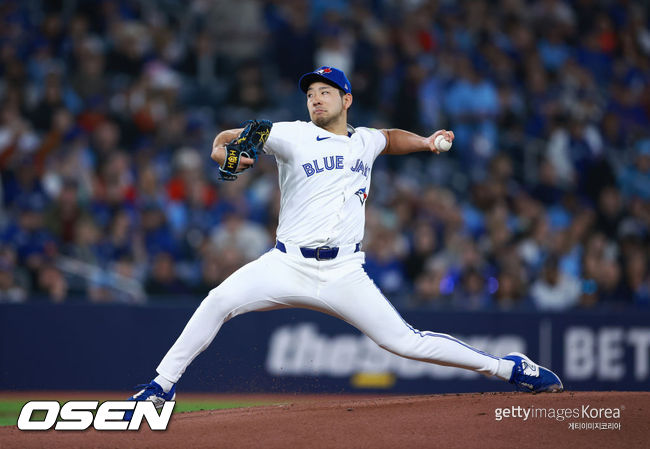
[316,67,332,74]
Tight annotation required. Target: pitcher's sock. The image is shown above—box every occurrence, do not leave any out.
[153,375,175,393]
[497,358,516,382]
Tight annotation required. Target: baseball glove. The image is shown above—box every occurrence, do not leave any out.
[218,119,273,181]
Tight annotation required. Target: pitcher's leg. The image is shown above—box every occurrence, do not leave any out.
[155,290,283,383]
[156,251,297,383]
[320,265,513,380]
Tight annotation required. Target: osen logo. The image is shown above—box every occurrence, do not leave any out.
[17,400,175,431]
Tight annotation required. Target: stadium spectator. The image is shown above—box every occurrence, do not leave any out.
[622,249,650,306]
[412,259,451,310]
[493,269,528,311]
[619,140,650,201]
[0,252,27,303]
[530,255,581,311]
[45,178,88,246]
[145,251,188,298]
[451,266,492,311]
[36,264,68,303]
[404,220,438,283]
[210,211,271,262]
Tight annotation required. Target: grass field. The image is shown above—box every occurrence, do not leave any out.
[0,398,272,427]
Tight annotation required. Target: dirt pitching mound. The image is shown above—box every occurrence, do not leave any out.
[1,391,647,449]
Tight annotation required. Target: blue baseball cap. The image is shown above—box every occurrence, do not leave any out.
[299,66,352,94]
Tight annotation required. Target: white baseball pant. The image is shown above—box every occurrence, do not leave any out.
[156,248,514,383]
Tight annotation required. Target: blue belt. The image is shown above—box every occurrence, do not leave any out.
[275,240,360,261]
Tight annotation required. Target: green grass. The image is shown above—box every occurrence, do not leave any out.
[0,400,32,426]
[0,399,273,427]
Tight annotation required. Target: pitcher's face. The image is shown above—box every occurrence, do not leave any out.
[306,82,350,128]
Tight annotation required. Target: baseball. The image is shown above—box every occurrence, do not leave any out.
[435,135,452,152]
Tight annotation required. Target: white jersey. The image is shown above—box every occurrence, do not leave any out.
[263,120,386,248]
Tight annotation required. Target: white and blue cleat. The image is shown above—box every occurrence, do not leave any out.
[504,352,564,393]
[124,380,176,421]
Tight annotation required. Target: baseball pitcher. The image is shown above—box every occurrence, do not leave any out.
[125,67,562,418]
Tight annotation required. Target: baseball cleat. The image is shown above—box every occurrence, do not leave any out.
[504,352,563,393]
[123,380,176,420]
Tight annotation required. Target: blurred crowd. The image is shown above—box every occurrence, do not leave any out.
[0,0,648,311]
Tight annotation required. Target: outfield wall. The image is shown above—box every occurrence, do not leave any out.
[1,303,648,393]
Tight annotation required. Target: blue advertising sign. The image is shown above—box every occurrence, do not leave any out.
[0,304,648,393]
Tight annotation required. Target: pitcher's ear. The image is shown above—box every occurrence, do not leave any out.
[343,93,353,110]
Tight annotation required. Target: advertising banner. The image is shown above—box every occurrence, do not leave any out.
[1,304,648,393]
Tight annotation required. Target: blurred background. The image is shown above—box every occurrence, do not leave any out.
[1,0,650,395]
[0,0,648,312]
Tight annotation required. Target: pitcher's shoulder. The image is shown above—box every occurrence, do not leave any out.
[350,126,386,142]
[268,120,311,139]
[354,126,383,135]
[272,120,312,134]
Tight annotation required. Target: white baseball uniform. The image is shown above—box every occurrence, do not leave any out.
[155,120,514,385]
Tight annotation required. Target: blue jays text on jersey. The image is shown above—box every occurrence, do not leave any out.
[301,156,371,179]
[302,155,344,177]
[350,159,370,177]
